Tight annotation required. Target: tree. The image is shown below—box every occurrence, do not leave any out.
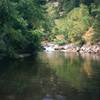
[93,14,100,42]
[0,0,46,58]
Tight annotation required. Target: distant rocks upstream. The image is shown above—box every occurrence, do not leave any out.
[42,42,100,54]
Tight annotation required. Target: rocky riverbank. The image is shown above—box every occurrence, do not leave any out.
[42,42,100,54]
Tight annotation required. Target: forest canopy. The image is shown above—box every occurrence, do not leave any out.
[0,0,100,58]
[0,0,46,58]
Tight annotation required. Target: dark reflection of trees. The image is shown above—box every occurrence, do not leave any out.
[0,52,100,100]
[86,58,100,100]
[37,52,100,100]
[0,57,43,100]
[79,53,100,100]
[0,57,75,100]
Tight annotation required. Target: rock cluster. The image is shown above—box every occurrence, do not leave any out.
[80,44,100,54]
[42,42,100,54]
[55,44,80,52]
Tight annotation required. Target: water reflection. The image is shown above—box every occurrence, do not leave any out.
[0,52,100,100]
[81,56,93,77]
[43,94,53,100]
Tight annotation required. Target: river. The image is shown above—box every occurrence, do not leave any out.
[0,51,100,100]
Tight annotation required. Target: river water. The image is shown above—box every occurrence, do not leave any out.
[0,51,100,100]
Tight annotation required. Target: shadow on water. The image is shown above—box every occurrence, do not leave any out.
[0,51,100,100]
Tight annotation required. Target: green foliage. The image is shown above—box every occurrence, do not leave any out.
[0,0,100,59]
[0,0,46,58]
[93,13,100,42]
[45,1,99,45]
[67,4,91,31]
[43,0,100,45]
[46,2,58,19]
[54,39,66,46]
[51,4,91,44]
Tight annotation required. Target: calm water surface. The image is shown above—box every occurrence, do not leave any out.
[0,51,100,100]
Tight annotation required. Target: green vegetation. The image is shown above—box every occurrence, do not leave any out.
[46,0,100,45]
[93,13,100,43]
[0,0,46,58]
[53,4,91,44]
[0,0,100,58]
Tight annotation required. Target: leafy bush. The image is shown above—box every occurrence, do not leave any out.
[0,0,46,58]
[93,13,100,43]
[51,4,91,45]
[54,39,66,46]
